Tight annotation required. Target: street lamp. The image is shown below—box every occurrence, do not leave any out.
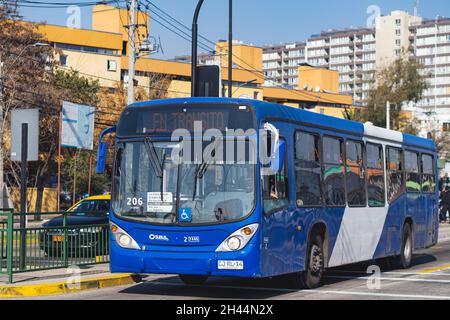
[3,42,49,75]
[232,79,257,96]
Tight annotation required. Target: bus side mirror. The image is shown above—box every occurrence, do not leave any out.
[96,126,116,174]
[269,140,286,173]
[96,141,108,174]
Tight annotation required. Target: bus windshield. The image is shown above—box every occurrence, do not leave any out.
[112,140,256,225]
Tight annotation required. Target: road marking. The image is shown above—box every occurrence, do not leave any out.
[417,264,450,274]
[331,269,450,276]
[324,274,450,284]
[142,280,450,300]
[306,289,450,300]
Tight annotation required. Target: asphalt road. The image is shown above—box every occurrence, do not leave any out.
[34,240,450,300]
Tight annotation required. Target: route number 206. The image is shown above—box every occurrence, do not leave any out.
[127,197,143,206]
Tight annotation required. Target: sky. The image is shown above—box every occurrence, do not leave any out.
[18,0,450,59]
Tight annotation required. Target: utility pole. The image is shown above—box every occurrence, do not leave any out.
[386,101,391,130]
[127,0,137,105]
[0,54,4,208]
[228,0,233,98]
[191,0,205,97]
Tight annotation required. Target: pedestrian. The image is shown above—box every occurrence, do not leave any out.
[440,186,450,223]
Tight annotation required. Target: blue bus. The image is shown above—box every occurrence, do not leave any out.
[97,97,439,288]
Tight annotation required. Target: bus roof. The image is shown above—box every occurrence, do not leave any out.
[127,98,435,152]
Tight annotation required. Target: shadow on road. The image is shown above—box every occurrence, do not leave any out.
[117,254,438,299]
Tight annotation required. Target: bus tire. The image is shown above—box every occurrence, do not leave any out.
[398,223,413,269]
[297,232,324,289]
[179,275,208,285]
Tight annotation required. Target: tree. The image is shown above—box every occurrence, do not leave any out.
[361,52,429,131]
[1,1,59,212]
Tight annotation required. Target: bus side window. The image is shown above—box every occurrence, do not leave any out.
[262,139,289,214]
[405,151,421,192]
[367,143,385,207]
[421,154,436,193]
[346,140,366,206]
[294,131,322,206]
[386,147,404,203]
[322,136,346,206]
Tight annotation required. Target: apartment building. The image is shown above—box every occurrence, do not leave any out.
[263,11,421,106]
[409,17,450,139]
[306,28,376,105]
[262,42,306,87]
[376,11,422,66]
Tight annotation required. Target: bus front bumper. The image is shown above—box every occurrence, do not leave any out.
[109,240,261,278]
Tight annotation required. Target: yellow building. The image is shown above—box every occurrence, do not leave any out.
[36,4,356,119]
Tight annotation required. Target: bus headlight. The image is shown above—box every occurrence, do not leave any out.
[110,223,140,250]
[216,224,259,252]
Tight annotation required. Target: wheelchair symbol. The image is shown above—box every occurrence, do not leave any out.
[179,208,191,222]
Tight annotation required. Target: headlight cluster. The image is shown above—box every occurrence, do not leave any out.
[110,223,140,250]
[216,224,259,252]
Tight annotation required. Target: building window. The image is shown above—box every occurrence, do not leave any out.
[295,131,322,206]
[322,136,345,206]
[59,54,68,66]
[395,19,401,26]
[346,140,366,206]
[107,60,117,72]
[395,39,401,47]
[395,29,401,36]
[367,143,385,207]
[444,123,450,132]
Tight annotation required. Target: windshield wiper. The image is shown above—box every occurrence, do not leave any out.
[144,138,165,201]
[192,137,223,201]
[195,136,223,179]
[144,137,163,178]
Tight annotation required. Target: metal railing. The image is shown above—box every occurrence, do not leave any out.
[0,210,109,283]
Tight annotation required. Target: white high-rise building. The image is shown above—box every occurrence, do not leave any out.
[263,11,422,106]
[409,17,450,140]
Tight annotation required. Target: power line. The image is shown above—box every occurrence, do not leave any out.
[139,1,214,54]
[138,1,341,104]
[15,0,118,7]
[141,0,216,47]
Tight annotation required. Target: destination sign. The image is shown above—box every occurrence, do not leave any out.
[117,104,255,136]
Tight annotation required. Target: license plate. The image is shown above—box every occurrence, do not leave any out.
[53,235,64,242]
[218,260,244,270]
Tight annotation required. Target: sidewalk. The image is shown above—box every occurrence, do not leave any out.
[439,223,450,243]
[0,264,141,298]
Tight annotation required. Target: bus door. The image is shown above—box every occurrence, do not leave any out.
[405,150,425,248]
[421,153,438,247]
[261,137,293,276]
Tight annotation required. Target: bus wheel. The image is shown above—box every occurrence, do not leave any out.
[297,232,324,289]
[398,223,413,269]
[179,275,209,285]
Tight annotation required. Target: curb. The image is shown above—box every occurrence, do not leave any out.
[0,273,142,298]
